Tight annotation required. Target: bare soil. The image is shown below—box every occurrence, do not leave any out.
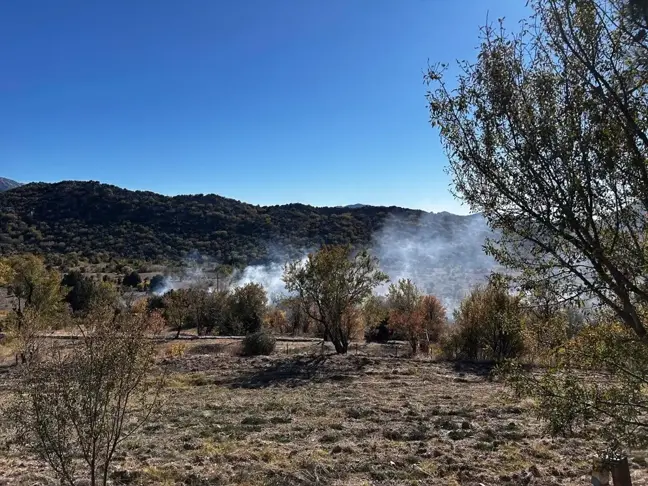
[1,341,647,485]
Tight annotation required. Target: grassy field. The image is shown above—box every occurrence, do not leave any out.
[1,340,647,485]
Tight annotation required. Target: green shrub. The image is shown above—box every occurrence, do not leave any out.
[443,281,525,362]
[241,331,276,356]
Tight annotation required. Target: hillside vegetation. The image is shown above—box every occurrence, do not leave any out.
[0,181,477,265]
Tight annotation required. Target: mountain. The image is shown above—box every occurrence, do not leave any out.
[0,178,22,192]
[0,181,488,268]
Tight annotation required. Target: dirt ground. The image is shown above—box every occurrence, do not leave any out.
[1,340,647,486]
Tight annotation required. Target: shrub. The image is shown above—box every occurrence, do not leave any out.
[11,306,165,486]
[122,271,142,288]
[420,295,447,345]
[387,279,424,354]
[229,283,268,334]
[263,308,288,334]
[241,331,276,356]
[444,282,525,362]
[362,295,390,342]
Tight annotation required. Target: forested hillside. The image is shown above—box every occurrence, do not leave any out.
[0,181,477,265]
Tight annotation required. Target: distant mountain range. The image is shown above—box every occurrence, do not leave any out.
[0,180,491,274]
[0,178,22,192]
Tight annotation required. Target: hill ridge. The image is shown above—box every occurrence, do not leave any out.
[0,177,22,192]
[0,180,481,266]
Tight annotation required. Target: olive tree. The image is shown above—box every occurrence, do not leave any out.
[426,0,648,452]
[283,245,389,354]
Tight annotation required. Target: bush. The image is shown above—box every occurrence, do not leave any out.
[10,306,164,485]
[443,282,525,362]
[241,331,276,356]
[229,283,268,334]
[122,271,142,288]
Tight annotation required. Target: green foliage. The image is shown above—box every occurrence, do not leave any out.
[283,245,389,354]
[1,254,65,315]
[426,0,648,341]
[387,279,424,353]
[505,317,648,452]
[240,331,276,356]
[229,283,268,334]
[0,181,427,264]
[387,279,422,314]
[61,271,118,314]
[160,285,268,337]
[444,282,525,362]
[427,0,648,452]
[362,295,390,342]
[161,288,231,337]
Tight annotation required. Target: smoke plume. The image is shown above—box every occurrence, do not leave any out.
[153,213,500,314]
[371,212,501,313]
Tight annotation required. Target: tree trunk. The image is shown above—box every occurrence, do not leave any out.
[410,337,418,355]
[331,338,347,354]
[611,457,632,486]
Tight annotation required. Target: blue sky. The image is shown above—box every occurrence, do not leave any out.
[1,1,528,213]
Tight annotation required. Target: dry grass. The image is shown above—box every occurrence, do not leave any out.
[1,341,648,485]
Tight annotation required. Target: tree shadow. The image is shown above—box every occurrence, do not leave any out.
[224,354,371,389]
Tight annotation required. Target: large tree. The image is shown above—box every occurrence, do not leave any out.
[426,0,648,339]
[283,245,388,354]
[426,0,648,453]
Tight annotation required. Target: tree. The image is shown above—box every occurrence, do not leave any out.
[419,295,447,348]
[263,307,288,334]
[229,283,268,334]
[387,279,424,353]
[283,245,389,354]
[61,271,119,314]
[426,0,648,454]
[2,254,64,315]
[11,306,165,486]
[193,289,231,336]
[162,289,192,339]
[0,255,66,363]
[445,281,526,362]
[426,0,648,341]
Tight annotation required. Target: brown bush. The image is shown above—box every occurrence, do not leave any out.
[444,282,525,362]
[263,308,288,334]
[419,295,447,346]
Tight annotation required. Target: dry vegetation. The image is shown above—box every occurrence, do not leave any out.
[2,340,647,486]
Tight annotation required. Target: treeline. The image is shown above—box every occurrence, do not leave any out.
[0,250,587,363]
[0,180,452,265]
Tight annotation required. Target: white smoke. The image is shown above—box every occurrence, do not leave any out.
[151,213,500,313]
[152,254,220,296]
[371,212,501,313]
[233,262,288,302]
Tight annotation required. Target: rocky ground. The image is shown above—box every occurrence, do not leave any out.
[1,341,647,485]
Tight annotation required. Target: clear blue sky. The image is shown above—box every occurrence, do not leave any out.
[1,1,528,213]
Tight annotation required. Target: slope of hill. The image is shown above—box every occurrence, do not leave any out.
[0,181,492,273]
[0,180,476,264]
[0,178,22,192]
